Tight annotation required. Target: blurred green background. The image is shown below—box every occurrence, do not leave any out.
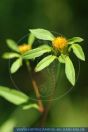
[0,0,88,131]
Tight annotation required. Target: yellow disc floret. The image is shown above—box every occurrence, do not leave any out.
[52,36,68,50]
[18,44,31,53]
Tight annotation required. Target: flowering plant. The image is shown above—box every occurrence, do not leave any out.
[24,28,85,86]
[0,29,85,122]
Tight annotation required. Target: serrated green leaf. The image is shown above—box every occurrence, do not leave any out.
[68,37,83,44]
[22,103,39,110]
[2,52,20,59]
[71,44,85,61]
[6,39,19,52]
[28,33,35,45]
[35,55,56,72]
[65,56,75,86]
[30,29,55,41]
[10,58,22,74]
[23,45,52,59]
[0,86,29,105]
[58,54,66,63]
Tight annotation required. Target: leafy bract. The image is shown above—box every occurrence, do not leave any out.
[2,52,20,59]
[22,103,39,110]
[6,39,19,52]
[28,33,35,45]
[68,37,83,44]
[58,54,66,63]
[0,86,29,105]
[30,29,55,41]
[23,45,52,59]
[35,55,56,72]
[10,58,22,74]
[71,44,85,61]
[65,56,75,86]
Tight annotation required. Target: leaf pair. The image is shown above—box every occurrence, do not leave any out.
[66,38,85,85]
[0,86,29,105]
[0,86,38,110]
[23,45,52,59]
[67,37,85,61]
[35,54,75,86]
[23,44,56,72]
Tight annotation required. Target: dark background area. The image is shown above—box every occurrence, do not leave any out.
[0,0,88,129]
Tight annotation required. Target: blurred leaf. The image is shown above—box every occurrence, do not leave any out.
[68,37,83,44]
[65,56,75,86]
[58,54,66,63]
[22,103,39,110]
[23,45,52,59]
[0,107,40,132]
[10,58,22,74]
[30,29,55,41]
[6,39,19,52]
[0,86,29,105]
[71,44,85,61]
[35,55,56,72]
[28,33,35,45]
[2,52,20,59]
[68,46,72,52]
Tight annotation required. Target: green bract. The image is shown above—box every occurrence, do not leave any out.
[35,55,56,72]
[68,37,84,44]
[2,52,20,59]
[22,103,39,110]
[0,86,39,110]
[58,54,66,63]
[6,39,19,52]
[28,33,35,45]
[10,57,22,73]
[71,44,85,61]
[30,29,55,41]
[0,86,29,105]
[65,56,75,86]
[23,45,52,59]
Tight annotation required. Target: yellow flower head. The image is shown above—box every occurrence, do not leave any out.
[52,36,68,50]
[18,44,31,53]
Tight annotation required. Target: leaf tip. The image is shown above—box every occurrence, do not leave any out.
[34,67,39,72]
[29,29,33,32]
[71,81,75,86]
[82,55,85,61]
